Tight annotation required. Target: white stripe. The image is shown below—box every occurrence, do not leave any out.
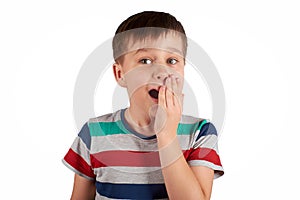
[95,194,118,200]
[177,135,193,149]
[90,134,194,153]
[70,137,91,165]
[89,110,122,123]
[194,134,219,154]
[180,114,205,124]
[93,166,164,184]
[95,193,168,200]
[89,110,203,124]
[188,160,224,179]
[90,134,157,153]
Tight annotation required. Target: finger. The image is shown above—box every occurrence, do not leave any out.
[166,87,174,108]
[174,93,183,112]
[165,77,173,107]
[175,76,183,94]
[181,93,184,110]
[171,74,177,92]
[165,75,172,91]
[158,85,166,108]
[170,75,176,105]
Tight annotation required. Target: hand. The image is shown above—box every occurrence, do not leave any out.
[154,74,184,142]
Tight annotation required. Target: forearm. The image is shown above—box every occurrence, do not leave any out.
[157,134,208,200]
[71,174,96,200]
[154,79,212,199]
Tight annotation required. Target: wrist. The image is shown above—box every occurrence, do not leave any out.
[157,136,183,168]
[156,129,177,147]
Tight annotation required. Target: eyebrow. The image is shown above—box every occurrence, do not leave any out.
[166,47,183,56]
[134,47,183,56]
[134,48,148,55]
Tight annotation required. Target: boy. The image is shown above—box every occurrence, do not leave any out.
[63,11,224,200]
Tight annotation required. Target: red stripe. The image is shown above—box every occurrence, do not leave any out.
[91,151,161,168]
[90,148,222,168]
[183,147,222,166]
[64,148,96,179]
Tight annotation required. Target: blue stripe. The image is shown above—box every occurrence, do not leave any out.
[96,181,168,199]
[196,122,217,141]
[78,122,91,149]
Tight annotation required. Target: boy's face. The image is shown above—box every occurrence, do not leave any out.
[113,33,185,114]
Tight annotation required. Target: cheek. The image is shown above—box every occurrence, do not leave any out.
[124,66,153,97]
[130,86,147,99]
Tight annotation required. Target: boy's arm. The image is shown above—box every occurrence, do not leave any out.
[70,174,96,200]
[158,135,214,200]
[190,165,214,198]
[156,82,215,200]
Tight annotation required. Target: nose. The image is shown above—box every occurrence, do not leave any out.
[152,65,170,82]
[155,71,169,80]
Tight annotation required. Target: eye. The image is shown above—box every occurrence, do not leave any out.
[167,58,178,65]
[139,58,152,64]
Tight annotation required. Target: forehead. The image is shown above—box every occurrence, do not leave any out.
[126,32,185,57]
[133,47,183,57]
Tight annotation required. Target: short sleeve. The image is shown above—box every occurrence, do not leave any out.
[186,120,224,179]
[62,122,96,180]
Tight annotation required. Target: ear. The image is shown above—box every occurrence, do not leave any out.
[113,63,127,87]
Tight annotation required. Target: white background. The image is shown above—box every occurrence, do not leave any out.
[1,0,299,199]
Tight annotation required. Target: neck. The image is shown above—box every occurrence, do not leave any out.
[126,105,151,127]
[124,105,156,137]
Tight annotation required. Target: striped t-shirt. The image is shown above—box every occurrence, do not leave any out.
[63,108,224,199]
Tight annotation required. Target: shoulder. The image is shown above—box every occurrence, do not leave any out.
[86,109,125,137]
[78,110,121,137]
[180,114,205,124]
[179,114,217,138]
[88,109,122,124]
[179,114,207,133]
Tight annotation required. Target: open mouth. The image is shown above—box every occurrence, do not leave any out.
[148,89,159,99]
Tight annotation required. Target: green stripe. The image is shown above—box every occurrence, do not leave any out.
[177,119,207,135]
[89,119,207,136]
[198,119,207,132]
[89,120,130,136]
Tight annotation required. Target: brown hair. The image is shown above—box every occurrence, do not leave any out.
[112,11,187,62]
